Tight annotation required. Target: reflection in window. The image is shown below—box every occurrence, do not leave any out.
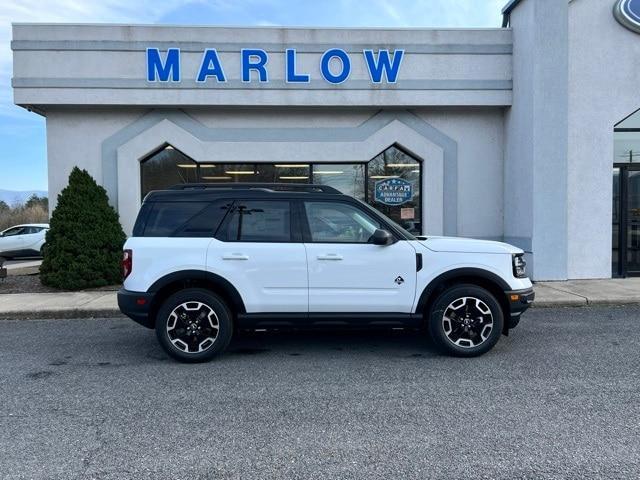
[199,164,310,183]
[221,201,291,242]
[313,164,365,200]
[304,201,380,243]
[367,146,421,234]
[615,109,640,164]
[140,145,197,197]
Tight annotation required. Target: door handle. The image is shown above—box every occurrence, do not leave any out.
[222,254,249,260]
[317,254,343,260]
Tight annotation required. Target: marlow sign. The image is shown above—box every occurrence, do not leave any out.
[146,48,404,84]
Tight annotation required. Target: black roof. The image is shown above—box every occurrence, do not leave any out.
[145,183,344,202]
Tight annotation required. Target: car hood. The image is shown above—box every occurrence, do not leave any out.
[418,236,524,255]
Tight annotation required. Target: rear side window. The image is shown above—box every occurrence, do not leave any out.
[142,201,229,237]
[217,200,291,242]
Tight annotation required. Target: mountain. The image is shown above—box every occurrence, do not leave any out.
[0,189,48,206]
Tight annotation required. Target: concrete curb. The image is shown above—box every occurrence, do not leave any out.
[0,309,125,320]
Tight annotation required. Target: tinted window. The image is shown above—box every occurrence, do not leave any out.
[3,227,26,237]
[140,146,197,198]
[304,201,380,243]
[174,201,231,237]
[218,201,291,242]
[143,202,209,237]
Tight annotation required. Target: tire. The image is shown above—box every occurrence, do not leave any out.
[155,288,233,363]
[427,284,504,357]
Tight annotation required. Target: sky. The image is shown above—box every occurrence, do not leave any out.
[0,0,505,193]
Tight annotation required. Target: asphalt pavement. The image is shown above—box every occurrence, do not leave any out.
[1,306,639,479]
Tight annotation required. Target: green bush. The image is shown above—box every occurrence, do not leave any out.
[40,167,126,290]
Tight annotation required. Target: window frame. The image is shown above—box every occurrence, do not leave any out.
[214,199,302,243]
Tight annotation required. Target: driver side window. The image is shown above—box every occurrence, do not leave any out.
[304,201,380,243]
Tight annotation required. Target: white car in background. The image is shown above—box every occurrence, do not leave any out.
[0,224,49,259]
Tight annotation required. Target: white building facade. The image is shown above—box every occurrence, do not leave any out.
[11,0,640,280]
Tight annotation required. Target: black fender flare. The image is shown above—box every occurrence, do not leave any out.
[148,269,246,314]
[415,267,510,315]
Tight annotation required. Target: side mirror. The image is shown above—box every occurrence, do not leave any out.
[371,228,395,246]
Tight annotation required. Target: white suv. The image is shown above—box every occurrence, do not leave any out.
[118,183,533,362]
[0,223,49,259]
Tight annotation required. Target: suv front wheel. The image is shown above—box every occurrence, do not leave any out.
[155,288,233,363]
[428,284,504,357]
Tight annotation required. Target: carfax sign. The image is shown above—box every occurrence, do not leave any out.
[374,178,413,206]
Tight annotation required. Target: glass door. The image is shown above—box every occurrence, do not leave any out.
[613,165,640,276]
[627,168,640,274]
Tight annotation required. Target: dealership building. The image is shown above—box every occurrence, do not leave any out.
[10,0,640,280]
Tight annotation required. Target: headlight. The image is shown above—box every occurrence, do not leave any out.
[512,253,527,278]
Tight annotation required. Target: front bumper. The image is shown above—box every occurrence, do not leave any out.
[505,287,535,318]
[117,288,154,329]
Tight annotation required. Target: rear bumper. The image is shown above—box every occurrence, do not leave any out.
[505,287,535,318]
[117,288,154,329]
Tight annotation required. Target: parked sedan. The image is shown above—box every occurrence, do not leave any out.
[0,223,49,259]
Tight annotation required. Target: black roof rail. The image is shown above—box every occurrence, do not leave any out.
[167,182,342,194]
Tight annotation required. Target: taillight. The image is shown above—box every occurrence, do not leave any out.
[122,249,132,280]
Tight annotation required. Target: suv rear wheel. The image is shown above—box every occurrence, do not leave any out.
[155,288,233,363]
[428,284,504,357]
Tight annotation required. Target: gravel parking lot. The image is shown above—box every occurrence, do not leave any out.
[1,306,639,479]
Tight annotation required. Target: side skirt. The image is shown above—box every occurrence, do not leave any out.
[236,312,423,329]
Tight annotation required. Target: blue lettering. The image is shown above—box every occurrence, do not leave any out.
[363,49,404,83]
[146,48,180,82]
[196,49,226,82]
[285,49,310,83]
[320,48,351,84]
[241,49,268,82]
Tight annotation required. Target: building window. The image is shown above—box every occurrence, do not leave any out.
[367,145,421,234]
[613,109,640,276]
[140,145,197,198]
[198,163,311,183]
[312,164,365,200]
[139,144,422,234]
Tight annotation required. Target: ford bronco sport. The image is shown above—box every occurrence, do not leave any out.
[118,183,534,362]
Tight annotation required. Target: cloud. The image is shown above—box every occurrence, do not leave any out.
[0,0,203,120]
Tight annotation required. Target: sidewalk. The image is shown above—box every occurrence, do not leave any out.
[1,278,639,320]
[0,291,119,319]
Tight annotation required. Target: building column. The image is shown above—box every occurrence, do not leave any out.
[504,0,569,280]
